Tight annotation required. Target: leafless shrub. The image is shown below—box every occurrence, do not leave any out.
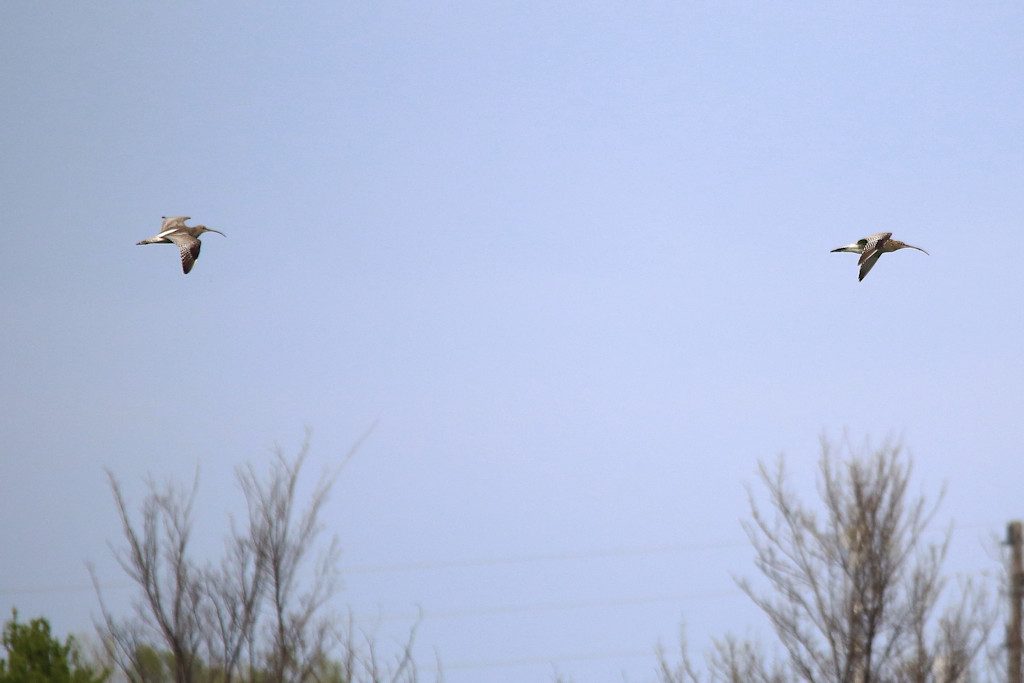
[658,438,994,683]
[93,470,203,683]
[740,439,994,682]
[95,428,422,683]
[238,437,339,683]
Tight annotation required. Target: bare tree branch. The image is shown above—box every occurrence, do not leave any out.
[102,469,203,683]
[660,438,996,683]
[94,428,429,683]
[736,439,993,683]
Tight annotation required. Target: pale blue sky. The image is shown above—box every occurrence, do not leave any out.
[1,2,1022,680]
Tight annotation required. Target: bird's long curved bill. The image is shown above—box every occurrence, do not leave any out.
[905,244,929,255]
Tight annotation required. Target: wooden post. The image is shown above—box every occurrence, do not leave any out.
[1009,521,1023,683]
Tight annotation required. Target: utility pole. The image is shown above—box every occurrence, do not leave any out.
[1009,520,1023,683]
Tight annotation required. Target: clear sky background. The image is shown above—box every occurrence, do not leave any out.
[1,2,1022,681]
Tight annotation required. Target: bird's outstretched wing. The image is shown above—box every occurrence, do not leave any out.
[161,216,191,231]
[168,233,202,274]
[858,249,883,281]
[855,231,893,280]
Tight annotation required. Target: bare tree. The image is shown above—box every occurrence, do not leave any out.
[655,627,702,683]
[657,629,789,683]
[237,437,340,683]
[658,439,994,683]
[95,428,423,683]
[742,439,993,682]
[332,613,423,683]
[199,524,263,683]
[93,471,203,683]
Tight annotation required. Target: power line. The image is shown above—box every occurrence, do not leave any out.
[0,540,747,597]
[358,589,745,623]
[0,520,1001,597]
[339,539,749,574]
[445,647,654,671]
[0,581,132,597]
[339,520,1001,575]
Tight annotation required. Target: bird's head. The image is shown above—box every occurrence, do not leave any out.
[195,226,226,237]
[893,240,928,255]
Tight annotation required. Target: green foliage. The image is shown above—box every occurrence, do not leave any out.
[0,610,107,683]
[132,645,173,683]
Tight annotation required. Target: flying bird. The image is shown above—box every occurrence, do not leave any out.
[137,216,225,274]
[831,232,928,281]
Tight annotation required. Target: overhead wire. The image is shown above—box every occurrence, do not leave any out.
[357,589,745,624]
[444,647,654,671]
[0,520,1001,598]
[0,538,749,597]
[339,538,749,574]
[1,524,1005,673]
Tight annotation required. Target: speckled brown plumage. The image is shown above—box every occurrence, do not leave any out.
[831,232,928,281]
[137,216,225,274]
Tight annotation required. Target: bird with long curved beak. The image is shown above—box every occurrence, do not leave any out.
[831,231,928,281]
[137,216,225,274]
